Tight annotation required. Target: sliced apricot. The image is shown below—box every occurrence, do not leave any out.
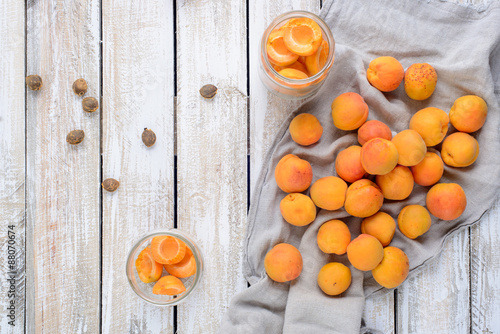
[151,235,187,265]
[152,275,186,296]
[278,68,308,80]
[267,29,299,66]
[274,61,309,76]
[135,247,163,283]
[283,18,323,56]
[164,247,197,278]
[305,40,329,76]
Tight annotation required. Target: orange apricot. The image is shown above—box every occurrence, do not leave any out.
[347,234,384,271]
[372,247,409,289]
[274,60,309,76]
[267,29,299,66]
[164,247,197,278]
[361,212,396,246]
[331,92,369,131]
[410,151,444,186]
[135,247,163,283]
[404,63,438,100]
[397,205,432,239]
[152,275,186,296]
[280,193,317,226]
[274,154,313,193]
[344,179,384,218]
[278,68,308,79]
[283,18,323,56]
[426,183,467,220]
[449,95,488,133]
[264,243,303,282]
[335,145,366,183]
[366,56,404,92]
[305,40,329,76]
[310,176,347,211]
[316,219,351,255]
[317,262,351,296]
[151,236,187,265]
[375,165,414,200]
[357,120,392,146]
[409,107,449,147]
[361,138,399,175]
[391,129,427,166]
[289,113,323,146]
[441,132,479,167]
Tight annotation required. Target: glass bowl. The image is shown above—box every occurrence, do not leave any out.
[126,229,204,306]
[258,10,335,100]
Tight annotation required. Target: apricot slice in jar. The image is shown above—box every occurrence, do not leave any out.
[305,40,329,76]
[267,29,299,67]
[152,275,186,296]
[283,18,323,56]
[278,68,308,80]
[274,61,309,76]
[135,247,163,283]
[151,235,187,265]
[163,247,197,278]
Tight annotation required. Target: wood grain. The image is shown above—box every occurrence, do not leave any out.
[0,1,25,333]
[175,0,248,332]
[25,0,101,332]
[101,0,175,332]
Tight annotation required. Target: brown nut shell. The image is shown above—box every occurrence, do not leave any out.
[199,84,217,99]
[26,75,43,91]
[142,128,157,147]
[82,97,99,112]
[66,130,85,145]
[73,78,88,96]
[102,178,120,192]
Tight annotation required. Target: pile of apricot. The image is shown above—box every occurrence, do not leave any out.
[135,235,197,296]
[264,55,488,297]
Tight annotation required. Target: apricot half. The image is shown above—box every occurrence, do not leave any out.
[151,236,187,265]
[135,247,163,283]
[305,40,329,76]
[317,219,351,255]
[372,247,409,289]
[164,247,197,278]
[283,18,323,56]
[264,243,303,282]
[331,92,369,131]
[275,154,313,193]
[366,56,404,92]
[267,29,299,66]
[404,63,437,100]
[449,95,488,133]
[280,193,317,226]
[152,275,186,296]
[278,68,308,80]
[317,262,351,296]
[347,234,384,271]
[426,183,467,220]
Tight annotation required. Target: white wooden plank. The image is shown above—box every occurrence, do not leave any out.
[101,0,175,332]
[363,290,395,334]
[176,0,248,332]
[0,1,25,333]
[25,0,101,332]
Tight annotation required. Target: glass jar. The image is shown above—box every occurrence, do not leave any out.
[258,11,335,100]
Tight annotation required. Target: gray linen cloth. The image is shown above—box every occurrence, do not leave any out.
[219,0,500,333]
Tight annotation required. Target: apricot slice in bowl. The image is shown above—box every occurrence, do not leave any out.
[151,235,187,265]
[135,247,163,283]
[164,247,197,278]
[283,18,323,56]
[305,40,329,76]
[267,29,299,67]
[152,275,186,296]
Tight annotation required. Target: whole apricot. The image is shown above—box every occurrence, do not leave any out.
[264,243,303,282]
[280,193,317,226]
[391,129,427,166]
[347,234,384,271]
[289,113,323,146]
[317,262,351,296]
[331,92,369,131]
[441,132,479,167]
[361,212,396,246]
[366,56,404,92]
[310,176,347,211]
[372,247,409,289]
[409,107,449,146]
[345,179,384,218]
[275,154,313,193]
[426,183,467,220]
[397,205,432,239]
[317,219,351,255]
[410,151,444,186]
[361,138,399,175]
[375,165,414,200]
[335,145,366,183]
[357,120,393,146]
[449,95,487,133]
[404,63,437,100]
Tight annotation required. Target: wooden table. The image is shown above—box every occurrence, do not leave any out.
[1,0,499,333]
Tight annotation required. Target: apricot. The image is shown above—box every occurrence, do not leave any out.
[344,179,384,218]
[391,129,427,166]
[280,193,317,226]
[366,56,404,92]
[375,165,414,200]
[152,275,186,296]
[346,234,384,271]
[264,243,303,282]
[397,205,432,239]
[267,29,299,66]
[278,68,308,80]
[357,120,392,146]
[316,219,351,255]
[151,236,187,265]
[331,92,369,131]
[409,107,449,146]
[164,247,197,278]
[449,95,488,133]
[361,212,396,246]
[289,113,323,146]
[305,40,329,76]
[441,132,479,167]
[275,154,313,193]
[274,61,309,76]
[335,145,366,183]
[361,138,399,175]
[317,262,351,296]
[372,247,409,289]
[410,151,444,186]
[310,176,347,211]
[283,18,323,56]
[135,247,163,283]
[426,183,467,220]
[404,63,438,100]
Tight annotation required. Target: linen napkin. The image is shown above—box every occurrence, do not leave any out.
[219,0,500,333]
